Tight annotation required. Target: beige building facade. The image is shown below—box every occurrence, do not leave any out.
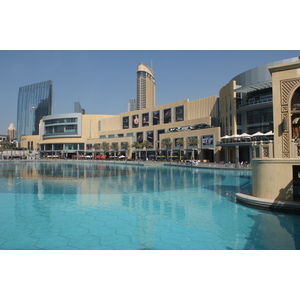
[250,61,300,201]
[21,95,221,161]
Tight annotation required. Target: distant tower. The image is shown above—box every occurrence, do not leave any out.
[6,123,17,142]
[128,98,137,112]
[74,102,85,114]
[136,63,156,110]
[17,80,53,142]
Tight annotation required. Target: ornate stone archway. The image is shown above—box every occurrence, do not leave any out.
[280,78,300,158]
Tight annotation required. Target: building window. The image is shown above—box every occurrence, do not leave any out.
[164,108,172,123]
[175,105,184,122]
[132,114,139,128]
[152,110,160,125]
[146,131,154,146]
[136,132,143,143]
[98,121,101,131]
[100,135,106,139]
[108,134,115,139]
[123,117,129,129]
[142,113,149,127]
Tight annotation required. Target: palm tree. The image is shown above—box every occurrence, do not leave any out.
[188,137,199,160]
[122,142,130,159]
[142,140,152,160]
[176,138,184,161]
[100,141,110,157]
[132,141,142,160]
[92,143,101,158]
[0,140,14,159]
[111,142,119,159]
[161,138,173,160]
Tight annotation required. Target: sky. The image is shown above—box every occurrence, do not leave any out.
[1,2,300,298]
[1,50,300,134]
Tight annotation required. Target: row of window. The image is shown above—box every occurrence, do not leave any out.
[91,133,214,149]
[44,118,77,125]
[122,105,184,129]
[41,143,84,151]
[44,125,77,134]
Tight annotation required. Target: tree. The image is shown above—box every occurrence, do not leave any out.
[111,142,119,159]
[0,140,14,150]
[175,138,184,161]
[142,140,152,160]
[100,142,110,157]
[188,137,199,160]
[161,138,173,160]
[122,142,130,158]
[132,141,142,160]
[92,144,101,158]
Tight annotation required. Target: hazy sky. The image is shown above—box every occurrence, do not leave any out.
[1,50,300,134]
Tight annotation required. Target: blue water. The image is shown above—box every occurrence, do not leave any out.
[1,161,300,250]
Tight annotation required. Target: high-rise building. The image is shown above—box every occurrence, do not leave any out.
[17,80,53,142]
[74,102,85,114]
[136,63,156,110]
[6,123,17,142]
[128,98,137,111]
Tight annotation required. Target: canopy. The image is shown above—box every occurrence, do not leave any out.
[239,133,252,138]
[264,131,274,135]
[251,131,264,137]
[220,135,230,139]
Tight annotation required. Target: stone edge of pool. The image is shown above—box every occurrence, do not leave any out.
[236,193,300,213]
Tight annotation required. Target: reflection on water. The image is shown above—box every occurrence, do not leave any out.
[0,161,300,250]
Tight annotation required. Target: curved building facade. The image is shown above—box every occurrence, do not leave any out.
[137,63,156,110]
[218,57,300,163]
[17,80,53,142]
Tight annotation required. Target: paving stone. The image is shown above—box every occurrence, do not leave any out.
[89,226,117,238]
[34,235,70,250]
[59,226,89,238]
[67,235,101,249]
[1,236,39,250]
[100,234,133,249]
[157,231,191,245]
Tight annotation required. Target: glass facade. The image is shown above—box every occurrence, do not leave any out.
[42,113,81,139]
[17,80,53,141]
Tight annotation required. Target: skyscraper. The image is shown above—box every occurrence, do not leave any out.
[74,102,85,114]
[136,63,156,110]
[17,80,53,142]
[6,123,17,142]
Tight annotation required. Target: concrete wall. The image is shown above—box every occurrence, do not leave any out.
[252,158,300,201]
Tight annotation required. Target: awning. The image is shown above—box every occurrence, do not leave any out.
[239,133,252,138]
[264,131,274,135]
[234,81,272,93]
[251,131,264,137]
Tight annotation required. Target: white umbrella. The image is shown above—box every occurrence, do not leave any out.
[240,133,251,138]
[264,131,274,135]
[221,135,230,139]
[251,131,264,137]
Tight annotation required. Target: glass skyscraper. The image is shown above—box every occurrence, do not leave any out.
[17,80,53,142]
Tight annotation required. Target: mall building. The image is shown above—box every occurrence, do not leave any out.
[21,95,221,161]
[20,57,300,168]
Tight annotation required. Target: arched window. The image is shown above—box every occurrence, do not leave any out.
[291,86,300,111]
[291,86,300,143]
